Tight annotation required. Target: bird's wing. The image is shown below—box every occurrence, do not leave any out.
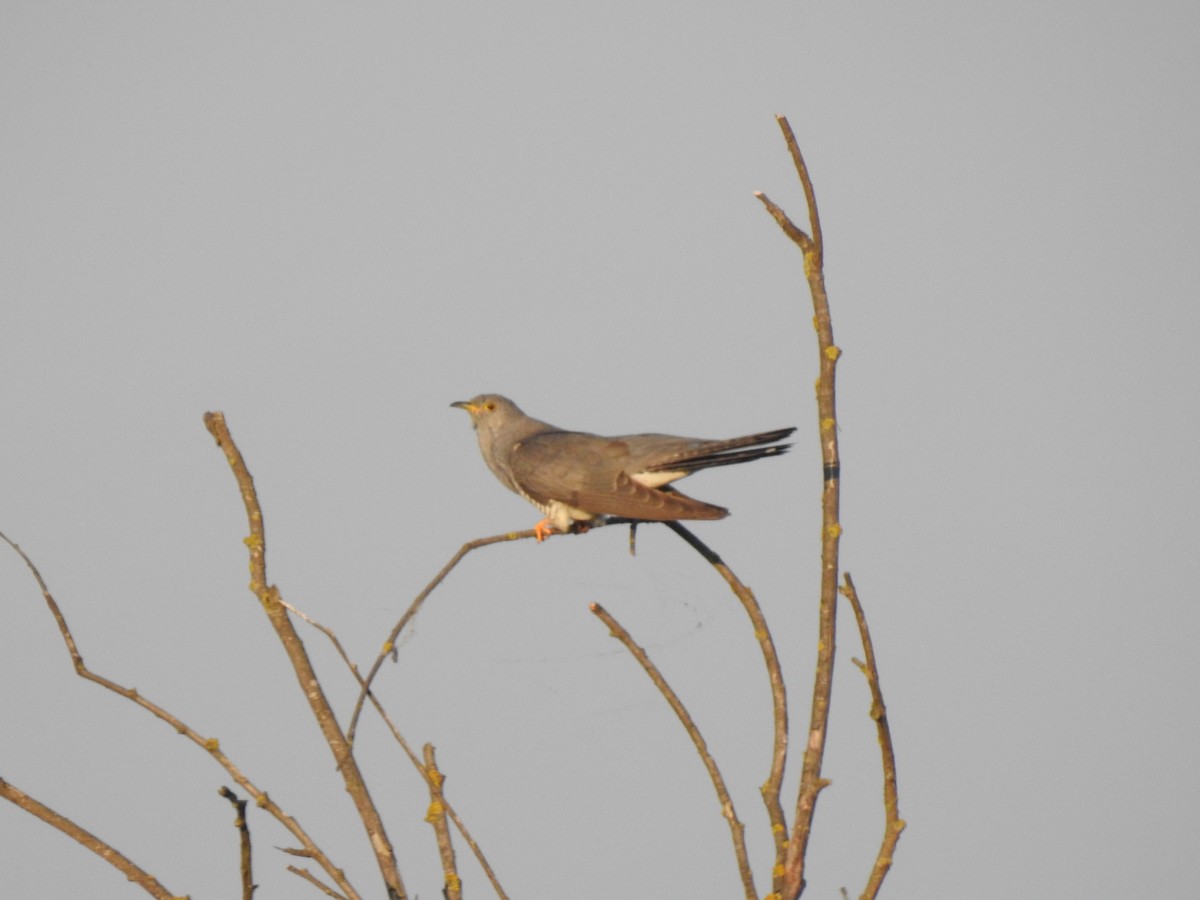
[509,431,728,521]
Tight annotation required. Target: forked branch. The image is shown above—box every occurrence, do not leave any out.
[282,599,510,900]
[757,114,842,899]
[203,412,406,900]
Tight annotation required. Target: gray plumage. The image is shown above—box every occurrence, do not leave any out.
[451,394,795,539]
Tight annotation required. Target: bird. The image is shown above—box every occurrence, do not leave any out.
[451,394,795,541]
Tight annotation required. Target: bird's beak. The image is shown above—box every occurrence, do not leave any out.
[451,400,480,428]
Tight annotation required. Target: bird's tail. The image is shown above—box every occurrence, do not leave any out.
[645,427,796,475]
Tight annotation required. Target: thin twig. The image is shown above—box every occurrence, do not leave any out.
[282,600,510,900]
[219,787,255,900]
[203,412,406,900]
[841,574,904,899]
[0,777,182,899]
[0,529,358,900]
[347,517,638,743]
[347,530,528,743]
[590,602,757,900]
[422,745,463,900]
[287,866,346,899]
[758,114,843,900]
[662,522,791,867]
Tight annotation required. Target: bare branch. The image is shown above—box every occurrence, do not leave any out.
[422,745,462,900]
[287,866,347,898]
[0,529,358,900]
[590,602,757,900]
[758,115,843,900]
[219,787,255,900]
[347,529,530,743]
[842,574,905,899]
[348,517,640,742]
[202,413,406,900]
[778,115,823,264]
[662,522,791,872]
[282,600,510,900]
[755,190,813,255]
[0,777,182,899]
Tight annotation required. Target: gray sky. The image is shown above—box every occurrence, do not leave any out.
[3,2,1198,898]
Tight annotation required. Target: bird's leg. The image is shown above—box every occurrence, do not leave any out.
[534,519,593,541]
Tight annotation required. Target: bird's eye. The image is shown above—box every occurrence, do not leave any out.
[484,401,495,411]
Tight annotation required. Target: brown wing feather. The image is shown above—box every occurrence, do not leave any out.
[571,473,728,521]
[510,432,729,521]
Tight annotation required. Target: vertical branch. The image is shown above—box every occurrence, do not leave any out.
[756,114,842,900]
[422,745,463,900]
[203,412,407,900]
[219,787,255,900]
[842,574,904,899]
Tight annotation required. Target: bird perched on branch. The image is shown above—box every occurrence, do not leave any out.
[451,394,795,541]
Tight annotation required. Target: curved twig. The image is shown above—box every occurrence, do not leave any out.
[662,522,791,867]
[591,603,757,900]
[347,517,639,743]
[842,573,904,899]
[203,413,406,900]
[346,530,530,744]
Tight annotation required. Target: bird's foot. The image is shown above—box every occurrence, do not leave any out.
[533,519,592,541]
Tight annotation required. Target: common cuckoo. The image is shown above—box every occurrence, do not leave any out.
[452,394,795,541]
